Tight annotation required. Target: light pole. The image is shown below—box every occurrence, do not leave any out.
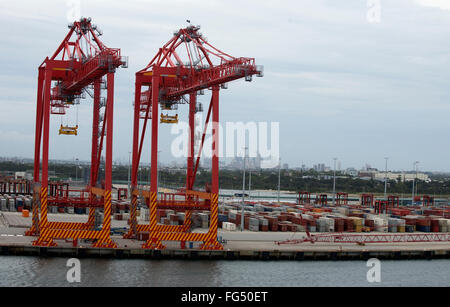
[241,147,248,231]
[248,170,252,199]
[415,161,419,196]
[412,161,419,206]
[75,158,79,183]
[277,157,281,204]
[332,158,337,206]
[139,167,142,189]
[384,157,389,199]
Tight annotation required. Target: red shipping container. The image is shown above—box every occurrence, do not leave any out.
[266,216,277,224]
[278,223,288,232]
[291,217,301,224]
[345,219,354,232]
[278,215,288,222]
[431,220,439,226]
[334,218,345,232]
[417,219,431,227]
[138,232,150,241]
[364,219,375,231]
[335,225,344,232]
[405,218,417,226]
[156,209,166,219]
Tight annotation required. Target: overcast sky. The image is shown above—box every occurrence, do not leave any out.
[0,0,449,172]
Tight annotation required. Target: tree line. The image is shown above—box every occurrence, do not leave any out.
[1,161,449,196]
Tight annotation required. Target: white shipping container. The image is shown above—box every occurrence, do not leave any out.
[249,224,259,232]
[222,222,237,231]
[249,218,259,226]
[8,203,15,212]
[0,198,6,211]
[375,226,388,233]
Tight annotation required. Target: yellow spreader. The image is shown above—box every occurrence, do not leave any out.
[160,114,178,124]
[59,125,78,135]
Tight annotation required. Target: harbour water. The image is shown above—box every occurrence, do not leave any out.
[0,257,448,287]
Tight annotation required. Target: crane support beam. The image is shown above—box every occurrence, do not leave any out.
[60,49,122,93]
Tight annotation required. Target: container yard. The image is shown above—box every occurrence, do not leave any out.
[0,185,449,260]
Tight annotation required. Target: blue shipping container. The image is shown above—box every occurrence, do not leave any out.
[218,214,228,222]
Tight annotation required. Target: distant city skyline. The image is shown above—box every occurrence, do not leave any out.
[0,155,444,174]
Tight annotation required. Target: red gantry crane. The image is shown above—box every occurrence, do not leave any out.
[124,24,262,250]
[27,18,127,248]
[336,192,348,206]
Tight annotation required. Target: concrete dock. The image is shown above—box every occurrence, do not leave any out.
[0,212,449,260]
